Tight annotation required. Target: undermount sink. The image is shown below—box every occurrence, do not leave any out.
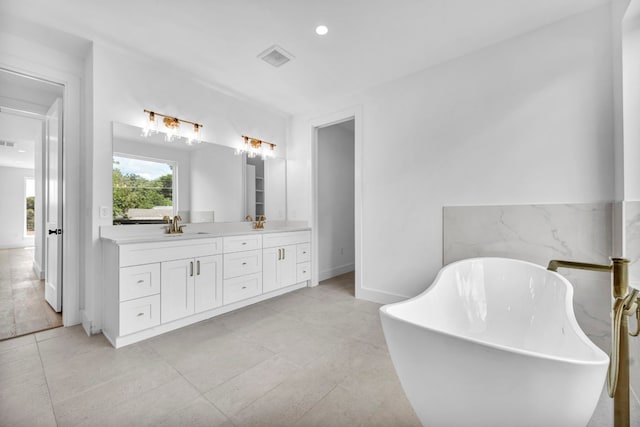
[163,231,210,237]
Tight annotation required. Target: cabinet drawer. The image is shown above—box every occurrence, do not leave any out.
[224,234,262,253]
[223,273,262,305]
[119,294,160,336]
[296,243,311,263]
[119,238,221,267]
[297,262,311,282]
[262,231,310,249]
[224,250,262,279]
[120,264,160,302]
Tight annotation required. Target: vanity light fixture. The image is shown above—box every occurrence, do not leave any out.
[238,135,276,159]
[142,109,203,145]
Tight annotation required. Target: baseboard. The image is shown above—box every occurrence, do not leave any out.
[355,286,411,305]
[32,260,44,279]
[81,310,94,336]
[0,242,34,249]
[319,263,355,281]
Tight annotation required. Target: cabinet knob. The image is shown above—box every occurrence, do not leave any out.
[242,262,247,266]
[136,312,144,317]
[302,270,307,274]
[137,280,144,284]
[242,242,247,245]
[241,286,247,289]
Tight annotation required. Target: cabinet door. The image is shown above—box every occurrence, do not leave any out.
[279,245,297,288]
[263,245,297,293]
[194,255,223,313]
[161,258,195,323]
[263,247,279,293]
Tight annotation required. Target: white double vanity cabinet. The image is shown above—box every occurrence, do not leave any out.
[102,228,311,348]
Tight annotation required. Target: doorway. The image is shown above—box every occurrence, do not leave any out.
[311,107,363,298]
[0,69,64,339]
[317,120,355,285]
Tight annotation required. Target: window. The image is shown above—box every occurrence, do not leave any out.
[112,155,176,224]
[25,177,35,236]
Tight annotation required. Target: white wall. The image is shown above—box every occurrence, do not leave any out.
[88,43,288,331]
[289,6,615,302]
[0,166,34,248]
[317,122,355,280]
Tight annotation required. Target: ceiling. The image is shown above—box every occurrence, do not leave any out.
[0,112,40,169]
[0,69,64,170]
[0,0,611,115]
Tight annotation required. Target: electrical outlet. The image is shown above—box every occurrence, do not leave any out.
[100,206,110,218]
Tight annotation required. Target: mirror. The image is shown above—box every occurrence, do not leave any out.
[111,122,286,224]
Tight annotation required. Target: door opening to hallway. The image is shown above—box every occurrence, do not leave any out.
[0,69,64,340]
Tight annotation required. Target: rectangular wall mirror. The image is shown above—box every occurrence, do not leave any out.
[111,121,286,224]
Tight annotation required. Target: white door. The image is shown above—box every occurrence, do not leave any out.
[44,98,63,312]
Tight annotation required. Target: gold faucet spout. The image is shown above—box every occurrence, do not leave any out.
[172,215,184,233]
[164,215,184,234]
[547,259,612,273]
[254,215,266,229]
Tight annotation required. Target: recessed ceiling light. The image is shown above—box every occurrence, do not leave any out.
[315,25,328,36]
[18,150,26,153]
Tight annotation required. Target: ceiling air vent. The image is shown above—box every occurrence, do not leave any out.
[0,140,16,147]
[258,45,295,67]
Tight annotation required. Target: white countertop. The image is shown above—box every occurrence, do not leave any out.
[100,221,310,245]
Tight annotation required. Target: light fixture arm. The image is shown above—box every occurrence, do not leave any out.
[144,109,203,130]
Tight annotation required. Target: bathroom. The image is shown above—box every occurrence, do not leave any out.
[0,0,639,425]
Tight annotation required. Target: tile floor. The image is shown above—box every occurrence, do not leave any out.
[0,247,63,340]
[0,272,625,426]
[0,273,420,426]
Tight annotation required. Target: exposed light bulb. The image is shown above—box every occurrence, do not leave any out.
[186,124,201,145]
[142,111,157,137]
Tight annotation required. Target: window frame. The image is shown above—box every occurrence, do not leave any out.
[112,152,178,224]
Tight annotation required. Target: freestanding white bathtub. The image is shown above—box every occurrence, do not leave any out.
[380,257,608,427]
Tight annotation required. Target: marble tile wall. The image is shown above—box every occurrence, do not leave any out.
[443,203,613,351]
[624,201,640,407]
[626,201,640,287]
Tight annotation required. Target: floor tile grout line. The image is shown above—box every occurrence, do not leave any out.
[294,383,341,424]
[35,337,60,426]
[154,344,241,426]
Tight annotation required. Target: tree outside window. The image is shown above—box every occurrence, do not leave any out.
[112,155,175,224]
[25,177,35,236]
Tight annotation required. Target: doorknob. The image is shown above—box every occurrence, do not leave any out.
[48,229,62,235]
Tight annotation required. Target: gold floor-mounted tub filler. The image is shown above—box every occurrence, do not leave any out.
[548,258,640,427]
